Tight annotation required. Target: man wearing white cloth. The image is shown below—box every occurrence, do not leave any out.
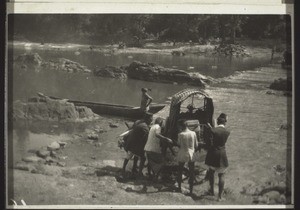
[144,117,173,180]
[176,119,198,195]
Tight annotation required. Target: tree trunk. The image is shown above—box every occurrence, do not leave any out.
[231,27,236,44]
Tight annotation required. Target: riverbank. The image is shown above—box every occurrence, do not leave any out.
[9,63,292,207]
[9,40,283,61]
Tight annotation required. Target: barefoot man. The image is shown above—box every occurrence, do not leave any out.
[205,113,230,201]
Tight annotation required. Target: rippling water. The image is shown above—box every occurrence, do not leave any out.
[9,44,272,105]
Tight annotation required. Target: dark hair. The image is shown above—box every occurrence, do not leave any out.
[217,117,227,125]
[177,119,187,128]
[141,88,151,92]
[218,113,227,121]
[144,112,153,120]
[154,117,163,125]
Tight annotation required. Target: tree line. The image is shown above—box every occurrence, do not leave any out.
[9,14,291,46]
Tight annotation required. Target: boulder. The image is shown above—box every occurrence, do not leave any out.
[14,53,43,71]
[57,162,66,167]
[126,61,208,87]
[94,65,127,79]
[47,141,61,151]
[75,106,98,119]
[13,95,99,122]
[270,77,292,91]
[42,58,92,73]
[36,149,51,158]
[50,151,57,157]
[87,133,99,140]
[94,142,102,147]
[280,123,292,130]
[103,160,116,167]
[213,44,250,57]
[94,128,106,133]
[22,156,45,163]
[109,122,119,128]
[263,191,281,201]
[15,162,35,171]
[57,141,67,148]
[171,51,185,56]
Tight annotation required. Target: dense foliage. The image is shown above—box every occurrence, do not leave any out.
[8,14,291,46]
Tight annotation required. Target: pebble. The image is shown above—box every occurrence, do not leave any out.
[94,142,102,147]
[87,133,99,140]
[57,162,66,167]
[263,190,280,201]
[57,141,67,148]
[22,156,44,163]
[15,163,33,171]
[36,149,50,158]
[109,123,119,128]
[45,156,57,163]
[50,151,57,157]
[103,160,116,167]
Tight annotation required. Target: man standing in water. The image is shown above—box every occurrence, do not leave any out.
[122,112,153,178]
[176,119,198,195]
[205,113,230,201]
[140,88,153,112]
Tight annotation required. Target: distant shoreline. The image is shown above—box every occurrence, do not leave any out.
[8,40,284,61]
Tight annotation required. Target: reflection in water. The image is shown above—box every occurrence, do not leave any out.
[14,120,92,136]
[10,47,271,104]
[11,120,96,164]
[13,121,30,165]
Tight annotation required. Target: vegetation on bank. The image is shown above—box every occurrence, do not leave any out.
[9,14,291,48]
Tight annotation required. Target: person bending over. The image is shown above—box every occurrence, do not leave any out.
[122,112,153,178]
[144,117,173,181]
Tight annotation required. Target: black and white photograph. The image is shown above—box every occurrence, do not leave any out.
[5,1,294,208]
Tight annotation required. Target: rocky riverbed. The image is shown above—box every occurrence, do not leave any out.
[7,40,292,207]
[8,63,292,207]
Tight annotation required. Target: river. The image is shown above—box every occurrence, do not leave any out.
[8,43,293,204]
[9,42,272,105]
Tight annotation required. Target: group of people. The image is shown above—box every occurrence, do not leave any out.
[121,88,230,201]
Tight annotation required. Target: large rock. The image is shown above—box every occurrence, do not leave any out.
[126,61,210,87]
[36,149,51,158]
[13,95,99,122]
[15,162,36,171]
[22,156,45,163]
[94,65,127,79]
[42,58,92,73]
[270,77,292,91]
[14,53,43,69]
[76,106,96,119]
[87,133,99,140]
[212,43,250,57]
[47,141,61,151]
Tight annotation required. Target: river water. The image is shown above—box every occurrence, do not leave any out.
[9,42,272,105]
